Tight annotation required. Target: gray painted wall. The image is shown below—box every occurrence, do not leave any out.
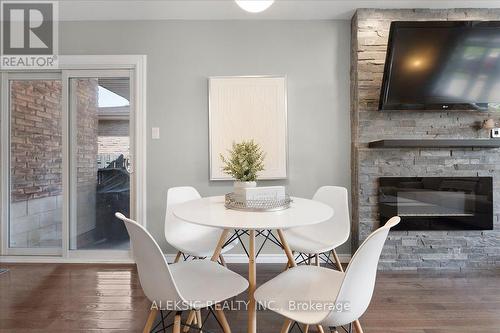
[60,20,351,255]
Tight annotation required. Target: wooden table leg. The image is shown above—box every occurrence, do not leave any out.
[276,230,302,332]
[248,230,256,333]
[211,229,230,262]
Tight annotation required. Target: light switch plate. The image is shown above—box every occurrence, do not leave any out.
[152,127,160,139]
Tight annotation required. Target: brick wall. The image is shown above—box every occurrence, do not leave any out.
[351,9,500,270]
[11,80,62,202]
[9,79,100,248]
[98,119,129,157]
[10,80,63,248]
[74,79,99,243]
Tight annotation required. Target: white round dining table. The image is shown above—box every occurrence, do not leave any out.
[173,195,334,333]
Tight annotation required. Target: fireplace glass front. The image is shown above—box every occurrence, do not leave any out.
[379,177,493,230]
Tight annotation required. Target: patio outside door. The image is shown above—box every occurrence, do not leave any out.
[3,74,63,255]
[2,68,135,258]
[67,70,134,256]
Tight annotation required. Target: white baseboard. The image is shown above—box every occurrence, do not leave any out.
[0,256,134,264]
[1,253,351,264]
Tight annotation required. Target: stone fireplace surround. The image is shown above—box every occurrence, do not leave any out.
[351,8,500,270]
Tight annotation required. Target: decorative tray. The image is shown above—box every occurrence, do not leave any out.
[224,193,292,212]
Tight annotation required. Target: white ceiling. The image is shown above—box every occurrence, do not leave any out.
[59,0,500,21]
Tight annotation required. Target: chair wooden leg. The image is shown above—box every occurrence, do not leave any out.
[277,229,297,268]
[353,320,364,333]
[142,308,158,333]
[280,319,293,333]
[173,313,182,333]
[214,308,231,333]
[331,250,363,333]
[196,310,203,333]
[284,251,295,271]
[174,251,182,263]
[315,324,325,333]
[303,324,309,332]
[211,229,230,262]
[219,254,227,267]
[331,249,344,272]
[183,310,196,332]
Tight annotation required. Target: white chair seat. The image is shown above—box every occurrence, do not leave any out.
[170,259,248,309]
[282,226,345,254]
[254,265,344,325]
[255,217,401,330]
[281,186,350,255]
[168,231,238,258]
[165,186,238,258]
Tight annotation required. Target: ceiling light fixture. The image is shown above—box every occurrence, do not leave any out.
[235,0,274,13]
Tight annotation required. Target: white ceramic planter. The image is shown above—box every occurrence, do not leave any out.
[233,181,257,190]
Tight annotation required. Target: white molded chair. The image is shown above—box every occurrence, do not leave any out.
[282,186,350,269]
[115,212,248,333]
[166,186,238,263]
[254,216,400,333]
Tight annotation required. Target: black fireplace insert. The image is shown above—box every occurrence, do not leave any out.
[379,177,493,230]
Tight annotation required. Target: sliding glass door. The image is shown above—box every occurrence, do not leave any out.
[67,72,133,254]
[4,74,63,255]
[1,69,135,258]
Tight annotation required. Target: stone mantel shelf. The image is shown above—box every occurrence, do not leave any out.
[368,139,500,148]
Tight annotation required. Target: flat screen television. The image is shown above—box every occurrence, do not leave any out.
[379,21,500,111]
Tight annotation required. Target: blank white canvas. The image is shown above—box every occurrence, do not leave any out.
[209,76,287,180]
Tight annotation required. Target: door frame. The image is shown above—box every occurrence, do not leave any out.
[0,55,147,262]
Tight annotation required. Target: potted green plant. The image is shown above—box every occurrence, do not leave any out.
[220,140,265,190]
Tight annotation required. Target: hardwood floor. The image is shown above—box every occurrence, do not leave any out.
[0,263,499,332]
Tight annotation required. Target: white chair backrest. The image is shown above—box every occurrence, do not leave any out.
[165,186,211,244]
[325,216,400,325]
[313,186,350,244]
[115,212,184,304]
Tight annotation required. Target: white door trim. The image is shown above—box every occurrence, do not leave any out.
[0,55,147,263]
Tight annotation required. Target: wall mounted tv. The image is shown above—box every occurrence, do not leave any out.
[379,21,500,111]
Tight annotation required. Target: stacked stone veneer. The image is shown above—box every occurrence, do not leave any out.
[10,80,63,248]
[351,9,500,270]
